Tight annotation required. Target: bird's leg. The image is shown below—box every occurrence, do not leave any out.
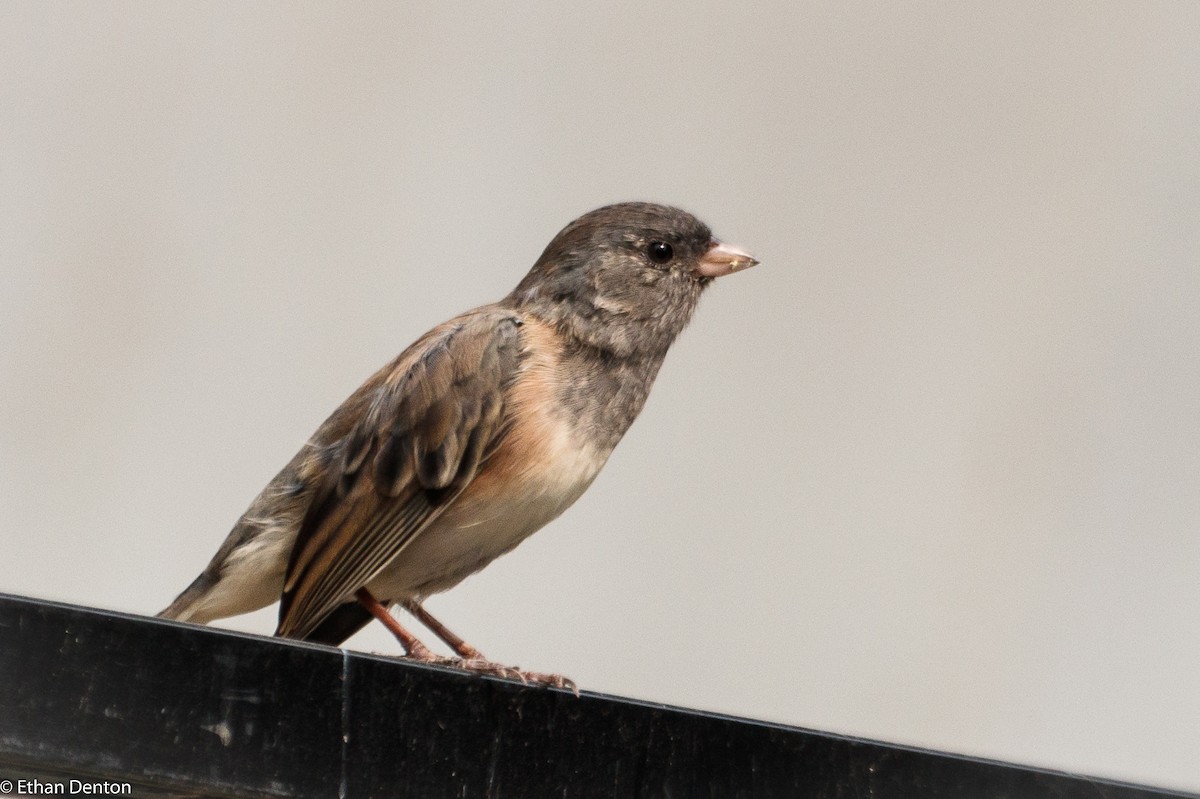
[355,589,449,664]
[402,599,578,693]
[401,599,484,660]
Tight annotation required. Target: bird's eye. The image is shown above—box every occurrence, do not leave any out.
[647,241,674,265]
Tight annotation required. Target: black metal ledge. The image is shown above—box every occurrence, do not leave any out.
[0,593,1192,799]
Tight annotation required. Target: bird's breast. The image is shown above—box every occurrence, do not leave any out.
[367,316,610,598]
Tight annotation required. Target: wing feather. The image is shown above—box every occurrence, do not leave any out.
[276,308,524,640]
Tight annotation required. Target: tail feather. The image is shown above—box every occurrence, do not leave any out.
[159,570,372,647]
[158,572,219,623]
[300,602,374,645]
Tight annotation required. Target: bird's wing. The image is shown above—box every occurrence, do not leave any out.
[276,307,524,640]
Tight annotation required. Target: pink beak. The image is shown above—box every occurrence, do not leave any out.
[696,240,759,278]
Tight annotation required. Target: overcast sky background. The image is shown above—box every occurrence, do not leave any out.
[2,2,1198,792]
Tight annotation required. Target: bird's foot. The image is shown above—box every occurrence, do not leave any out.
[456,658,578,694]
[399,639,460,667]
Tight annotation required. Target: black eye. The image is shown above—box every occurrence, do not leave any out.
[647,241,674,265]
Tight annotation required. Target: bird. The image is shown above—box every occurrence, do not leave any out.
[159,201,757,686]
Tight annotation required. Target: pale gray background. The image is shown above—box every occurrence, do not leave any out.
[2,1,1198,791]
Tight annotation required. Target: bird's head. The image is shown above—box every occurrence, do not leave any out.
[508,202,758,357]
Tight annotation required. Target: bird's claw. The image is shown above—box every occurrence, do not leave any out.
[455,658,578,694]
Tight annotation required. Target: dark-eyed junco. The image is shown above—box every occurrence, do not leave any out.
[159,202,757,686]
